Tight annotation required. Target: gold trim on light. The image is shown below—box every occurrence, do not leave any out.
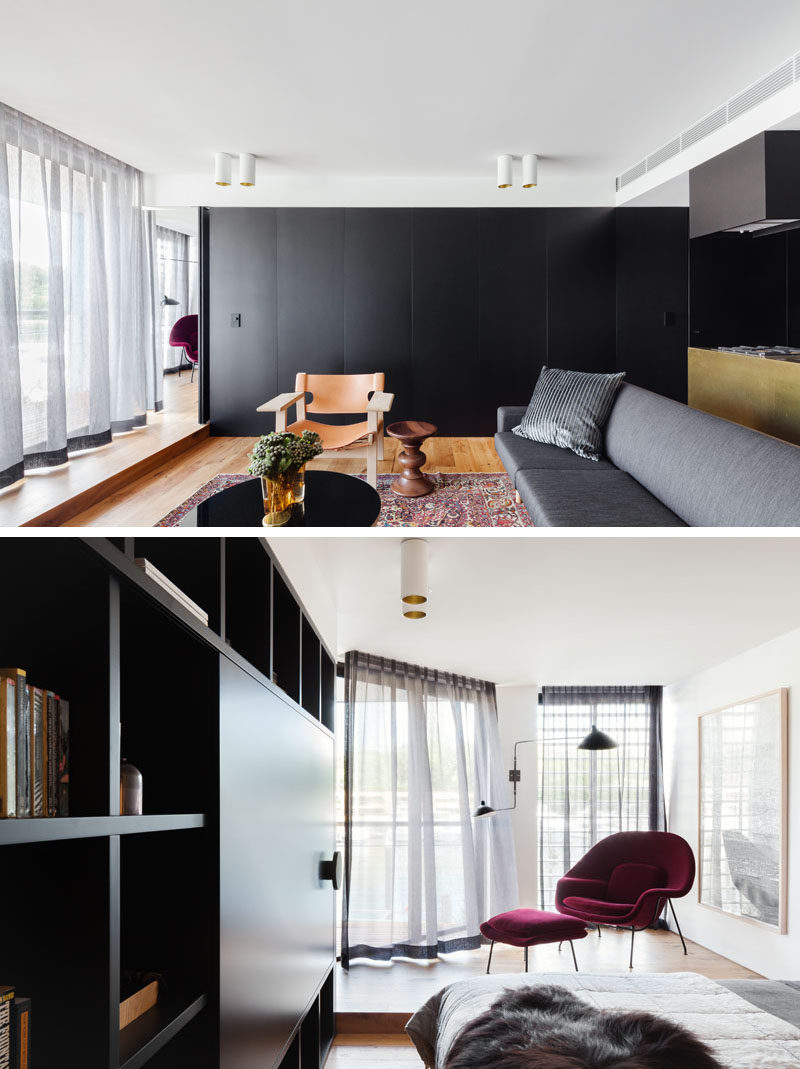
[215,181,231,186]
[403,610,427,619]
[498,183,511,189]
[402,594,427,605]
[240,182,255,187]
[522,183,537,189]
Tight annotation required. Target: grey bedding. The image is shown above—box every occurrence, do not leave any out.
[406,972,800,1069]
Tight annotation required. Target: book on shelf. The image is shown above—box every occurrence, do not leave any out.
[0,672,29,819]
[0,678,16,819]
[28,688,44,819]
[134,558,209,626]
[0,670,69,820]
[0,986,13,1069]
[44,691,58,818]
[11,999,29,1069]
[57,698,69,817]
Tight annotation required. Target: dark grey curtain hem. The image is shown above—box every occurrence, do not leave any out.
[344,935,481,964]
[2,412,164,484]
[0,461,25,489]
[110,414,148,434]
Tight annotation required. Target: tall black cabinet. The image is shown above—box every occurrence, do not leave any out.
[0,537,336,1069]
[204,206,618,436]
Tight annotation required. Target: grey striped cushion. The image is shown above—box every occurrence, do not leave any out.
[513,366,626,461]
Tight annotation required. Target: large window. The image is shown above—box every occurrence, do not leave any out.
[0,101,159,488]
[538,685,664,910]
[341,651,517,966]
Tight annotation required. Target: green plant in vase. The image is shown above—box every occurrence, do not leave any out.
[247,430,323,526]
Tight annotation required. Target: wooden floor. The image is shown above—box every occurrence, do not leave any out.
[66,435,503,527]
[329,929,761,1064]
[0,374,203,527]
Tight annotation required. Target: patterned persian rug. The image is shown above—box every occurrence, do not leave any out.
[156,472,533,527]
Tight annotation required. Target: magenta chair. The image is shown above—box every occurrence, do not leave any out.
[168,315,199,382]
[555,831,695,969]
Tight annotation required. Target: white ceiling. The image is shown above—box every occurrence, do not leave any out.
[271,535,800,688]
[5,0,800,197]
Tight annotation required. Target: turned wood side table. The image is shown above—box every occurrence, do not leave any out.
[386,420,438,497]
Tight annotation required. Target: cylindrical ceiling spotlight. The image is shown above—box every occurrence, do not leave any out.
[214,152,232,186]
[497,154,513,189]
[239,153,256,187]
[401,538,428,619]
[522,154,538,188]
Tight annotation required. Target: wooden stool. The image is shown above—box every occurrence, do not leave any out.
[387,420,437,497]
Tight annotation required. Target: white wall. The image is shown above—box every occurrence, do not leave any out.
[664,625,800,978]
[496,685,539,908]
[142,172,614,209]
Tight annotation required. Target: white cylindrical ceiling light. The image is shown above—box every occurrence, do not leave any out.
[401,538,428,619]
[497,154,513,189]
[239,153,256,187]
[522,154,538,188]
[214,152,232,186]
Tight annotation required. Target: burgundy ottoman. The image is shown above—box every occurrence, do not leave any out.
[480,908,588,973]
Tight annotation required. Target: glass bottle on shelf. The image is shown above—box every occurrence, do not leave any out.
[120,760,143,815]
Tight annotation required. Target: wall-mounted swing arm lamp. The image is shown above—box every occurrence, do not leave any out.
[473,725,618,818]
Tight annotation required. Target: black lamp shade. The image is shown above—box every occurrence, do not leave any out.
[577,724,618,750]
[473,800,496,818]
[161,294,180,306]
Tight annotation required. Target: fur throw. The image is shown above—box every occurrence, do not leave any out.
[444,984,726,1069]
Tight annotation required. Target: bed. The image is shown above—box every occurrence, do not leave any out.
[405,972,800,1069]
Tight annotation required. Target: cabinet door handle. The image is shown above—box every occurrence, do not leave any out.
[319,851,342,890]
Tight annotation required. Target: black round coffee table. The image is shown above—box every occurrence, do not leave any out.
[178,471,381,527]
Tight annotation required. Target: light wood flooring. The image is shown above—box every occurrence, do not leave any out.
[66,435,503,527]
[0,374,203,527]
[329,929,760,1064]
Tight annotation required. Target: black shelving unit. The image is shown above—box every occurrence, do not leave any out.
[0,537,336,1069]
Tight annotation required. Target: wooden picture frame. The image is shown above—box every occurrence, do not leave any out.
[698,688,788,932]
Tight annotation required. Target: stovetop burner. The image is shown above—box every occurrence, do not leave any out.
[717,345,800,360]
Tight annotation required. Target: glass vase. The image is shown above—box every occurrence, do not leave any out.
[261,465,305,526]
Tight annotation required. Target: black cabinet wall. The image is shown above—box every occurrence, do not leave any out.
[616,207,689,403]
[689,227,800,350]
[0,537,337,1069]
[205,206,621,436]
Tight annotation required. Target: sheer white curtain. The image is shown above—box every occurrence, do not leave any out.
[0,101,160,488]
[341,651,517,967]
[538,685,665,910]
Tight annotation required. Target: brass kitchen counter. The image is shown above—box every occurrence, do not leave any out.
[688,346,800,448]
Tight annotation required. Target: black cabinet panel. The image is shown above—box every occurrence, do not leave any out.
[277,209,345,384]
[412,209,480,434]
[546,208,616,373]
[344,209,413,419]
[205,205,696,437]
[219,659,334,1069]
[208,207,277,435]
[478,209,547,430]
[690,230,787,350]
[616,208,689,403]
[788,230,800,345]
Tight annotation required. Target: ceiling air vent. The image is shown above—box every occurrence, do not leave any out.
[646,137,681,172]
[616,51,800,192]
[681,106,727,151]
[728,60,794,122]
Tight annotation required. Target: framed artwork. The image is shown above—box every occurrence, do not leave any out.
[698,688,788,932]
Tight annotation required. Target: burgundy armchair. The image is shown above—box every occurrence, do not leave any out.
[555,831,695,969]
[168,314,199,382]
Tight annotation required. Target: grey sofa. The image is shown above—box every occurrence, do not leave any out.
[495,382,800,526]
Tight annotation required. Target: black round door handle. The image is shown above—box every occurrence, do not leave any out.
[319,851,342,890]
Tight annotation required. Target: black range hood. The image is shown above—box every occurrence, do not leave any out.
[689,130,800,239]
